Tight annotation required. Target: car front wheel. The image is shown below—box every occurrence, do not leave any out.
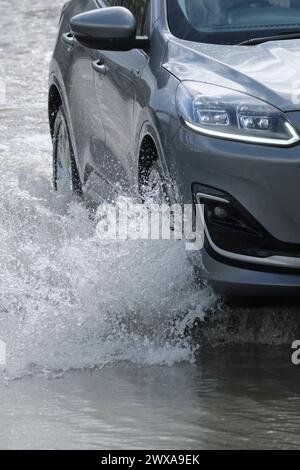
[53,106,82,196]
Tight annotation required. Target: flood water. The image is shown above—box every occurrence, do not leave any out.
[0,0,300,450]
[1,350,300,450]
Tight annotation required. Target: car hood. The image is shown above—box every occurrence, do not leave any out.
[164,38,300,111]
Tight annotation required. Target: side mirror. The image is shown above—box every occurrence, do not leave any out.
[70,7,149,52]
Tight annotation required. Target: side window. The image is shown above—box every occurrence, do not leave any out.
[122,0,150,36]
[105,0,122,5]
[141,1,151,36]
[104,0,150,36]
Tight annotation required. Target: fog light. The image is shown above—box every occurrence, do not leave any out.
[214,206,229,219]
[194,184,268,257]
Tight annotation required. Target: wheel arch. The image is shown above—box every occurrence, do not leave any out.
[48,83,63,139]
[136,113,171,187]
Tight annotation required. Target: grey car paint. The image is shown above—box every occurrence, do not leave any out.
[49,0,300,295]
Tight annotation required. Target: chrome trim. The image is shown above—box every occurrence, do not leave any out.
[195,197,300,270]
[184,119,300,147]
[196,192,230,205]
[205,228,300,269]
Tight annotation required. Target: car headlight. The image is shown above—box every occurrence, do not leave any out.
[176,82,299,147]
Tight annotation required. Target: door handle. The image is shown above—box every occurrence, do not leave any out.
[62,32,75,46]
[92,60,109,75]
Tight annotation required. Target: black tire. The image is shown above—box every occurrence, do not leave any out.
[53,106,82,197]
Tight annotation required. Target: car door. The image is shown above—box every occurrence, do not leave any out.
[92,0,150,195]
[64,0,107,192]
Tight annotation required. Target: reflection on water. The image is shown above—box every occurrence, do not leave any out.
[0,349,299,450]
[197,296,300,347]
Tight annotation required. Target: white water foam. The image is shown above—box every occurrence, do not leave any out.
[0,171,213,378]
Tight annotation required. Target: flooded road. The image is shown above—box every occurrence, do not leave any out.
[0,0,300,450]
[1,350,300,450]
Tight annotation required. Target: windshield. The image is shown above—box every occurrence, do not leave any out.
[167,0,300,45]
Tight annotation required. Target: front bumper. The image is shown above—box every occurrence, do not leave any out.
[170,112,300,295]
[202,249,300,296]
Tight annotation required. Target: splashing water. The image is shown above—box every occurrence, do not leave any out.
[0,171,213,378]
[0,0,216,379]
